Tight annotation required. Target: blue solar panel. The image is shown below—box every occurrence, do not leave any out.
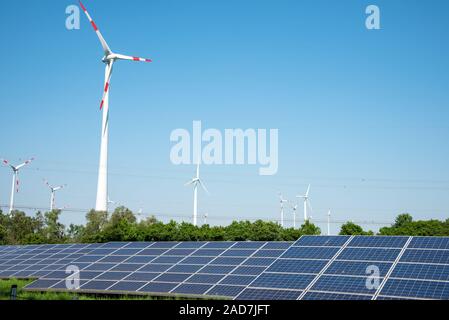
[198,265,236,274]
[124,256,156,264]
[186,274,225,284]
[251,273,315,290]
[268,259,328,274]
[232,242,266,249]
[164,249,196,256]
[220,275,256,286]
[109,281,146,292]
[154,273,191,282]
[391,263,449,281]
[263,242,293,250]
[175,242,207,249]
[348,236,409,248]
[136,248,167,256]
[81,280,115,290]
[169,264,203,273]
[253,250,285,258]
[110,263,144,272]
[181,256,214,264]
[302,291,373,300]
[113,248,142,255]
[400,249,449,264]
[124,272,160,281]
[203,242,235,249]
[221,249,256,257]
[139,282,178,293]
[337,247,401,262]
[191,249,225,256]
[210,257,246,265]
[242,258,276,266]
[294,236,350,247]
[98,255,129,263]
[379,279,449,299]
[172,283,213,295]
[282,247,339,260]
[206,285,245,297]
[325,261,393,277]
[408,237,449,250]
[232,266,266,276]
[14,237,449,300]
[151,256,184,264]
[149,242,178,248]
[237,288,302,300]
[311,275,382,295]
[95,271,132,280]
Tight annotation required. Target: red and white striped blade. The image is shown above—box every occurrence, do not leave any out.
[115,53,152,63]
[100,62,113,110]
[79,1,112,55]
[15,158,34,170]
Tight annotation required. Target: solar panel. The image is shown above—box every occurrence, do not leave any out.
[378,278,449,300]
[4,236,447,300]
[400,249,449,264]
[390,263,449,281]
[408,237,449,250]
[237,288,302,300]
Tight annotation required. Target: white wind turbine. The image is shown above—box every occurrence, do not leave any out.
[185,162,209,226]
[278,193,288,227]
[79,1,152,212]
[1,158,34,214]
[44,179,66,211]
[296,184,312,222]
[290,201,298,228]
[327,209,331,235]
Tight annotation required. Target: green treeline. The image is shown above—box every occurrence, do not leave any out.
[0,208,448,245]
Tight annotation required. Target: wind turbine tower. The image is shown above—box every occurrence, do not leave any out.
[185,162,208,226]
[44,179,66,211]
[278,193,288,227]
[1,158,34,214]
[296,184,312,222]
[79,1,152,212]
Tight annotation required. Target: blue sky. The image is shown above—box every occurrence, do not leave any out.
[1,0,449,233]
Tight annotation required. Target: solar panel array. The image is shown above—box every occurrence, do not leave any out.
[1,236,449,300]
[0,243,104,279]
[21,241,291,298]
[236,235,449,300]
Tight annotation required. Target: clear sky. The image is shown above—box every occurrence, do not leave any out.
[1,0,448,233]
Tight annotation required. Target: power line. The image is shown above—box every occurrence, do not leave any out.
[0,204,393,226]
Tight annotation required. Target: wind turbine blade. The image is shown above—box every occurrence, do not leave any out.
[184,179,196,186]
[15,158,34,170]
[79,1,112,55]
[115,53,152,63]
[100,61,114,110]
[198,179,209,195]
[305,184,310,197]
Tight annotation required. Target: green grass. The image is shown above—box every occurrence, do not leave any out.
[0,279,185,300]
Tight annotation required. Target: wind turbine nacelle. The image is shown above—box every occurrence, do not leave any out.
[103,54,116,63]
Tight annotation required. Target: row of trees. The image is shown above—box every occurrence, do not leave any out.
[0,207,320,245]
[1,208,448,245]
[339,213,449,236]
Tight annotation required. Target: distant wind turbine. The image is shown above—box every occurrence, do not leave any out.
[44,179,66,211]
[185,162,208,226]
[327,209,331,235]
[1,158,34,214]
[290,201,298,228]
[278,193,288,227]
[296,184,312,222]
[79,1,152,212]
